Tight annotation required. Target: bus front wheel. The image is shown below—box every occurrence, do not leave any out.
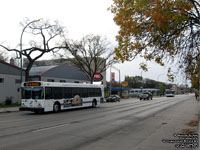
[53,103,60,113]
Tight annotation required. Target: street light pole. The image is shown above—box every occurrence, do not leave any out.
[110,65,112,96]
[141,70,143,93]
[111,66,121,96]
[20,19,42,83]
[199,71,200,100]
[119,69,121,97]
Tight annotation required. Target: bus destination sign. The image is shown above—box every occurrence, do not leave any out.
[24,82,41,86]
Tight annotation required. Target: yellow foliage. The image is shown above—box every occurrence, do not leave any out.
[110,0,198,82]
[139,62,148,72]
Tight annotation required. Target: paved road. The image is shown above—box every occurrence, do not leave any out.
[0,95,199,150]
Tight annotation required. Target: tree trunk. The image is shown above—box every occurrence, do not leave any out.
[25,69,30,81]
[90,77,93,84]
[25,61,34,81]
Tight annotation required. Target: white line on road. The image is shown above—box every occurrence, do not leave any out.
[32,124,68,133]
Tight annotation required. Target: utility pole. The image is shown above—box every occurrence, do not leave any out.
[20,18,42,83]
[141,70,143,93]
[198,64,200,97]
[110,66,112,96]
[111,66,121,96]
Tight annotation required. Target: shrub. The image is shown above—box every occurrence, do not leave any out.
[5,96,12,105]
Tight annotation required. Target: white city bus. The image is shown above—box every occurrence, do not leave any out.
[19,81,104,113]
[165,90,175,97]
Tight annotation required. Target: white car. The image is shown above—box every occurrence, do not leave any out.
[166,91,175,97]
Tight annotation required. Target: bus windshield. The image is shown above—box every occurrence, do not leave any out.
[166,91,175,94]
[22,87,44,99]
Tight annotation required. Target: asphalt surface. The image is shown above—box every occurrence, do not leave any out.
[0,95,199,150]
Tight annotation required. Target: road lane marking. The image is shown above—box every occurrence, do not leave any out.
[32,124,68,133]
[0,119,24,124]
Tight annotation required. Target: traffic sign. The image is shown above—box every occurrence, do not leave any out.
[94,73,103,81]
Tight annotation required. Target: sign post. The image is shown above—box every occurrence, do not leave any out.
[111,72,115,83]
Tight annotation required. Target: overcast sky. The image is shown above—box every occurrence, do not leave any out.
[0,0,187,85]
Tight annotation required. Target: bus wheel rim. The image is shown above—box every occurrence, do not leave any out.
[54,104,59,112]
[92,101,96,107]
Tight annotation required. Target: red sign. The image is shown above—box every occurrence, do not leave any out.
[94,73,103,81]
[122,81,128,87]
[111,72,115,82]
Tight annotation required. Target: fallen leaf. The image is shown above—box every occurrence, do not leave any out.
[186,120,198,127]
[182,129,196,134]
[162,123,168,125]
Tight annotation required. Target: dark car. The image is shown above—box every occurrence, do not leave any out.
[106,95,121,102]
[139,92,153,100]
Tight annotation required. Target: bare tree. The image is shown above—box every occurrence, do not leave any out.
[64,34,115,83]
[0,18,66,81]
[0,49,8,62]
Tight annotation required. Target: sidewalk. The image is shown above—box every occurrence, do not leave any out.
[0,107,19,113]
[134,97,200,150]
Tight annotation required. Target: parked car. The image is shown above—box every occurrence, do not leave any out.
[106,95,121,102]
[139,92,153,100]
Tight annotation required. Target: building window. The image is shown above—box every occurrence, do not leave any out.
[74,81,79,83]
[15,79,21,84]
[47,79,54,82]
[60,80,66,83]
[0,78,4,83]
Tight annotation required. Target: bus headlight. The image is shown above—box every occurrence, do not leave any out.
[37,103,42,108]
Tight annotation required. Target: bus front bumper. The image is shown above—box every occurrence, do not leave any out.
[19,107,44,112]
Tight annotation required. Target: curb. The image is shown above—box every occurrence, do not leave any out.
[198,114,200,150]
[0,107,19,114]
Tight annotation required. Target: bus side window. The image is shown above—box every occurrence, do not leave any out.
[72,88,80,97]
[53,87,63,99]
[88,88,95,97]
[45,87,53,99]
[81,88,88,98]
[64,87,72,98]
[95,88,102,97]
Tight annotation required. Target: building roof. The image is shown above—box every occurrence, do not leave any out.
[29,65,90,81]
[0,60,25,76]
[29,66,56,76]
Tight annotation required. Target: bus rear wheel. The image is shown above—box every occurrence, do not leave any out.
[92,100,97,108]
[53,103,60,113]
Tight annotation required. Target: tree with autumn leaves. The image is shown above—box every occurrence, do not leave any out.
[110,0,200,89]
